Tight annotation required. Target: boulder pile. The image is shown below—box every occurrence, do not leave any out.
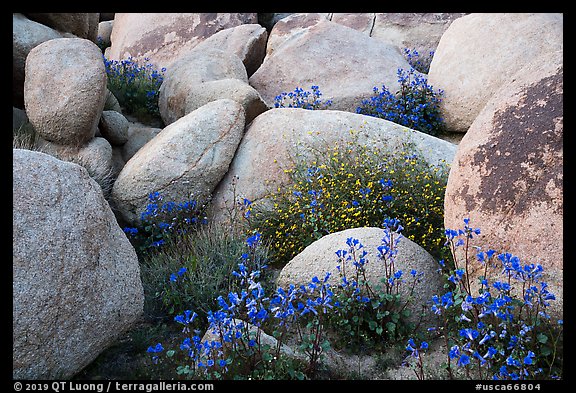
[12,12,563,379]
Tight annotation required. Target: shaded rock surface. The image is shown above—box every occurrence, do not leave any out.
[121,123,162,163]
[191,23,268,77]
[99,110,130,146]
[24,13,99,42]
[184,78,268,126]
[13,13,62,108]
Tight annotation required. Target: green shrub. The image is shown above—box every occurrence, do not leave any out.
[123,191,209,253]
[325,219,424,353]
[139,223,270,324]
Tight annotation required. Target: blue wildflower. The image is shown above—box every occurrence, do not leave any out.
[246,233,261,248]
[459,328,479,341]
[523,351,535,365]
[457,354,470,367]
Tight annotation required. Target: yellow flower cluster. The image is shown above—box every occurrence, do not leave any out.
[252,139,450,266]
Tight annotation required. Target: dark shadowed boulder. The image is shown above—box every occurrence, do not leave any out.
[25,13,99,42]
[12,13,62,108]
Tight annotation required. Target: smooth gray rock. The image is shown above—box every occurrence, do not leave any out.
[13,149,144,379]
[24,37,107,145]
[99,110,129,146]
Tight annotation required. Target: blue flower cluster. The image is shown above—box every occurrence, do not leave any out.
[149,221,427,378]
[330,221,425,345]
[123,191,208,250]
[169,267,188,283]
[356,68,444,136]
[103,55,165,118]
[403,218,562,380]
[274,85,333,110]
[238,198,253,220]
[149,234,337,377]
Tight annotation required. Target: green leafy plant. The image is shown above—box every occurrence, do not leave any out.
[147,233,332,380]
[123,191,209,253]
[140,224,270,321]
[146,221,429,380]
[326,219,423,354]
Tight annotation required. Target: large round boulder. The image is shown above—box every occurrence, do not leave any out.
[443,54,563,317]
[24,37,107,146]
[428,13,563,133]
[277,227,444,326]
[13,149,144,379]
